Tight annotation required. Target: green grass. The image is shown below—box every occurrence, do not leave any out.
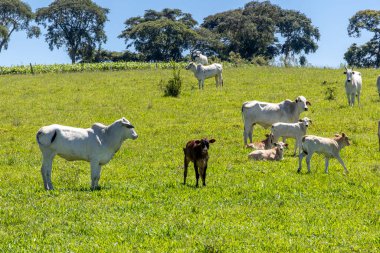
[0,66,379,252]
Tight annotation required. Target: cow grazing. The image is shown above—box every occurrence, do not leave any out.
[36,117,138,190]
[186,62,223,89]
[246,133,274,150]
[297,133,350,174]
[377,75,380,98]
[248,142,288,161]
[271,117,312,156]
[344,66,362,106]
[183,138,216,187]
[193,51,208,65]
[241,96,311,145]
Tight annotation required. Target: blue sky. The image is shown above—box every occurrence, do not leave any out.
[0,0,379,67]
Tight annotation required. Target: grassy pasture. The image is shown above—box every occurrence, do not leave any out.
[0,66,379,252]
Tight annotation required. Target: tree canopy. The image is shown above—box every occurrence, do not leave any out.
[201,1,320,63]
[36,0,109,64]
[0,0,40,53]
[119,8,198,61]
[344,10,380,68]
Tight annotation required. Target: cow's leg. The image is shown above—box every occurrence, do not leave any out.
[184,157,189,185]
[357,91,361,106]
[200,165,207,186]
[90,161,102,190]
[346,93,351,106]
[41,150,56,190]
[350,93,355,106]
[243,122,254,145]
[335,155,349,174]
[324,157,330,173]
[297,152,305,173]
[194,164,200,187]
[219,73,223,87]
[198,79,201,89]
[306,153,313,173]
[215,75,218,88]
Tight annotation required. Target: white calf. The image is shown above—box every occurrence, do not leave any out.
[344,67,362,106]
[271,117,312,156]
[36,117,138,190]
[186,62,223,89]
[248,142,288,161]
[297,133,350,174]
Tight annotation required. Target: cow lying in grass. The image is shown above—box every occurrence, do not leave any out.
[183,138,216,187]
[248,142,288,161]
[246,133,274,150]
[297,133,350,174]
[36,117,138,190]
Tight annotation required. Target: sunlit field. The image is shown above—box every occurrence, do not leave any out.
[0,65,379,252]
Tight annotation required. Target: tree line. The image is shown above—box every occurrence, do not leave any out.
[0,0,379,67]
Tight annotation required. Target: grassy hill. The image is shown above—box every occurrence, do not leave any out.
[0,66,379,252]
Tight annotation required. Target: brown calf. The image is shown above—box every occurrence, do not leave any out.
[183,138,216,187]
[246,133,274,150]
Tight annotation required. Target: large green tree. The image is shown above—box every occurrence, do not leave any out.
[36,0,109,64]
[201,1,319,62]
[0,0,40,53]
[276,10,320,66]
[119,8,198,61]
[344,10,380,68]
[202,2,279,60]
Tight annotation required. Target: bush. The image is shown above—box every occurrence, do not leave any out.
[162,62,182,97]
[325,86,337,101]
[251,56,269,66]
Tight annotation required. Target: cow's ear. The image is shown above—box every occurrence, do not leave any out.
[341,133,346,137]
[121,121,134,128]
[343,71,346,74]
[194,140,201,145]
[273,143,278,146]
[306,101,311,106]
[209,139,216,143]
[284,143,289,147]
[334,133,340,137]
[299,119,303,122]
[295,98,299,102]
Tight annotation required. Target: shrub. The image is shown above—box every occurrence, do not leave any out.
[251,56,269,66]
[162,61,182,97]
[325,86,337,101]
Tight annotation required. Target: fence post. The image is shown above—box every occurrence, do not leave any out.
[29,63,34,75]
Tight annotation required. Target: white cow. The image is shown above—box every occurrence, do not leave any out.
[298,133,350,174]
[193,51,208,65]
[376,75,380,98]
[344,66,362,106]
[186,62,223,89]
[242,96,311,145]
[36,117,138,190]
[271,117,312,156]
[248,142,288,161]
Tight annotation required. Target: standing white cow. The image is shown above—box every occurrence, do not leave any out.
[242,96,311,145]
[344,66,362,106]
[376,75,380,98]
[186,62,223,89]
[36,117,138,190]
[193,50,208,65]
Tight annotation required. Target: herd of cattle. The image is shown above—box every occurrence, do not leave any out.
[35,52,380,189]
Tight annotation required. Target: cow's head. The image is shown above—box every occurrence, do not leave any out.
[334,133,350,147]
[273,142,288,151]
[120,117,138,140]
[295,96,310,111]
[185,62,196,70]
[194,138,216,154]
[344,66,354,82]
[299,117,312,127]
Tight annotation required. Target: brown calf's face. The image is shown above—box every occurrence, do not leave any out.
[195,138,216,154]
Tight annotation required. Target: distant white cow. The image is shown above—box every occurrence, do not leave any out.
[193,51,208,65]
[344,66,362,106]
[271,117,312,156]
[186,62,223,89]
[298,133,350,174]
[36,118,138,190]
[376,75,380,98]
[241,96,311,145]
